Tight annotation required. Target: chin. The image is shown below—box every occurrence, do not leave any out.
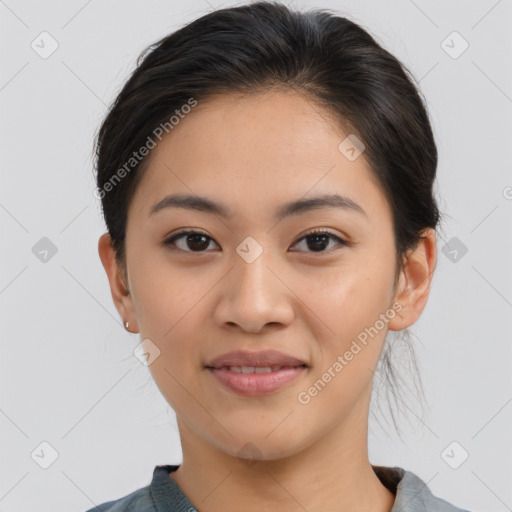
[213,431,305,464]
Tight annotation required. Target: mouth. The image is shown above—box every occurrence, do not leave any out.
[205,364,308,396]
[204,349,308,370]
[205,364,307,373]
[203,349,308,396]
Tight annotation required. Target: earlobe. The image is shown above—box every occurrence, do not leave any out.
[98,233,138,331]
[388,228,437,331]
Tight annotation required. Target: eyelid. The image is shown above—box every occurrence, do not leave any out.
[297,227,346,241]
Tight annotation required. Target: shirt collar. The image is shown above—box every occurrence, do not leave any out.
[149,464,442,512]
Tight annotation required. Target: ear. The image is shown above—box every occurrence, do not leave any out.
[387,228,437,331]
[98,233,139,332]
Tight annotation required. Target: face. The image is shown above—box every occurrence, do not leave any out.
[100,90,433,462]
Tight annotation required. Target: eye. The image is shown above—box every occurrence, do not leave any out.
[163,228,348,254]
[290,228,347,253]
[163,230,219,252]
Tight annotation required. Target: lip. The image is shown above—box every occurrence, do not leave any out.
[204,349,308,397]
[207,366,307,396]
[204,349,307,369]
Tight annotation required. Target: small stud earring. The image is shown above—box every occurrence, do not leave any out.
[125,321,130,330]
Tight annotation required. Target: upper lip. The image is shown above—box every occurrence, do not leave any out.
[205,349,307,369]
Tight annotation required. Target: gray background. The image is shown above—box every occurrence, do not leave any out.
[1,0,511,511]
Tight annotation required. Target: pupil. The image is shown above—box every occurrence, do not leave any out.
[307,234,328,251]
[188,234,209,251]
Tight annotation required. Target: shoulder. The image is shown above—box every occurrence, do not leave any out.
[84,464,184,512]
[373,465,472,512]
[396,470,472,512]
[84,484,154,512]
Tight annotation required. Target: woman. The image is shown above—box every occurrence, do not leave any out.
[89,2,471,510]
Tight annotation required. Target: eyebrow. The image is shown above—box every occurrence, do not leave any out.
[149,192,367,220]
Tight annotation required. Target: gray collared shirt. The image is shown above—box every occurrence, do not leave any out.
[85,464,471,512]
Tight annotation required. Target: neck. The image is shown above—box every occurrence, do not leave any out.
[170,405,396,512]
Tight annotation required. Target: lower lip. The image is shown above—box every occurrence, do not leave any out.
[207,366,307,396]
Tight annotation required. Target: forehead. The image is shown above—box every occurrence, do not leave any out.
[166,89,352,166]
[128,89,390,223]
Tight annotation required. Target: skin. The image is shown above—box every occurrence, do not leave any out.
[99,89,437,512]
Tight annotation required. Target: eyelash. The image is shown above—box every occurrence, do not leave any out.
[162,228,348,254]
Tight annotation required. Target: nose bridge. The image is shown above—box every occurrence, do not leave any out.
[214,236,294,332]
[232,236,278,302]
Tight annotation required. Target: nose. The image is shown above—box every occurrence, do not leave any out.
[212,246,295,334]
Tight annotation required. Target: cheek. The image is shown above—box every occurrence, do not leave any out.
[129,254,212,381]
[299,251,396,382]
[130,252,212,336]
[302,255,395,333]
[295,266,394,422]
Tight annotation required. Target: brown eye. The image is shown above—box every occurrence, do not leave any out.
[290,229,347,253]
[164,230,219,252]
[163,228,347,254]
